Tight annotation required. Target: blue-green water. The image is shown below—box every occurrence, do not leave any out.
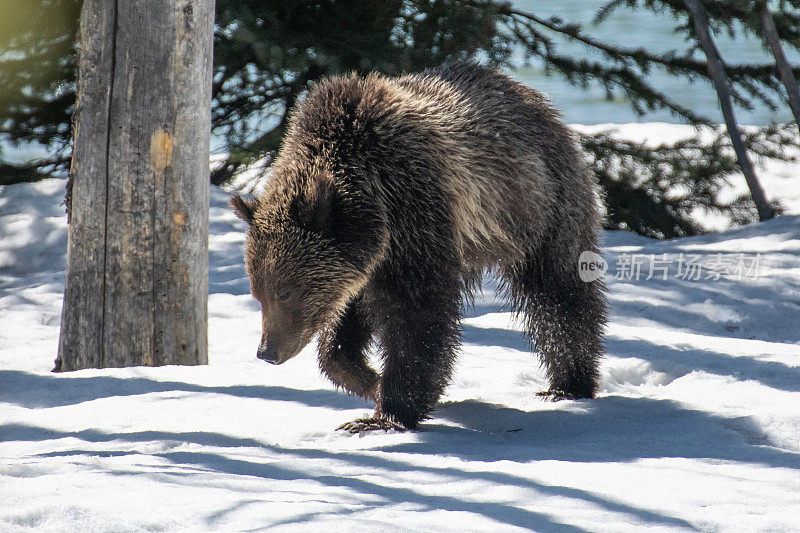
[2,2,795,164]
[509,0,795,124]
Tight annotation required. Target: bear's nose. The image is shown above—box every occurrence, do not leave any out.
[257,342,280,364]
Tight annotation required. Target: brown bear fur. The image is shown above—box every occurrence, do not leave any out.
[231,62,606,432]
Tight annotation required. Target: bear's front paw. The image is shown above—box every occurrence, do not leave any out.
[336,417,407,434]
[536,389,591,402]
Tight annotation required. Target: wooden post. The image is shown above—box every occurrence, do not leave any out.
[683,0,774,222]
[760,2,800,127]
[56,0,214,371]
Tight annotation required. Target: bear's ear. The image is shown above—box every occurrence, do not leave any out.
[230,195,255,225]
[291,172,336,235]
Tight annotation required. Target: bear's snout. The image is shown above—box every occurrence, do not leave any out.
[257,341,281,365]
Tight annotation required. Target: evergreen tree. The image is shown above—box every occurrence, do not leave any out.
[1,0,797,237]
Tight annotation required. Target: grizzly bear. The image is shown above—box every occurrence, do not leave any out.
[231,62,606,432]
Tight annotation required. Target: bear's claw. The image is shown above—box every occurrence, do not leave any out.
[336,417,407,434]
[537,389,585,402]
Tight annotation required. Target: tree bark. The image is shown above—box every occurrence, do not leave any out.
[56,0,214,371]
[683,0,774,222]
[760,2,800,126]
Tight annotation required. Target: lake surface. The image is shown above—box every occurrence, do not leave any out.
[509,0,795,124]
[2,2,794,164]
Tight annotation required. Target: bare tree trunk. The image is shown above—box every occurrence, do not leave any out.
[760,2,800,126]
[56,0,214,371]
[683,0,774,222]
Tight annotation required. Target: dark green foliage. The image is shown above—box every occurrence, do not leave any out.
[209,0,513,184]
[0,0,797,237]
[581,124,793,238]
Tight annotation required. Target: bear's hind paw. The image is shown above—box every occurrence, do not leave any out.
[336,417,407,434]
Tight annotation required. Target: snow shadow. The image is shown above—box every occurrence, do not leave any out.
[607,273,800,345]
[0,370,364,411]
[607,336,800,394]
[3,423,697,531]
[603,218,800,345]
[461,323,530,352]
[0,180,67,287]
[462,320,800,395]
[209,188,251,295]
[400,396,800,468]
[149,450,629,532]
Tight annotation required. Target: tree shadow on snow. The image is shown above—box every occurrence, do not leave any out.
[602,234,800,345]
[208,189,251,296]
[462,316,800,395]
[0,369,363,411]
[462,321,800,396]
[0,179,67,290]
[3,422,699,532]
[606,336,800,394]
[396,396,800,470]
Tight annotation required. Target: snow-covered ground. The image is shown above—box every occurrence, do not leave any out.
[1,124,799,532]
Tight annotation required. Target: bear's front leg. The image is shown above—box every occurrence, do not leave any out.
[318,297,380,402]
[338,283,462,432]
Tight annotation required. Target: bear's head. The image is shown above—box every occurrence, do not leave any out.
[231,171,384,365]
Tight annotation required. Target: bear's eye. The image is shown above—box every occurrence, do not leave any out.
[277,288,292,302]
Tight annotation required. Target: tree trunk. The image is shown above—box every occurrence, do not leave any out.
[56,0,214,371]
[683,0,774,222]
[760,2,800,126]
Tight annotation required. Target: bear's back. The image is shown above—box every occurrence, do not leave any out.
[391,64,575,267]
[278,63,595,270]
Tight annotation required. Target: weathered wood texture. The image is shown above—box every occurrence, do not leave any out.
[683,0,774,222]
[57,0,214,370]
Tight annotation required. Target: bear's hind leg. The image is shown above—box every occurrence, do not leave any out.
[318,296,380,402]
[506,252,606,400]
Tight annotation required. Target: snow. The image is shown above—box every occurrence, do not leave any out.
[2,123,800,532]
